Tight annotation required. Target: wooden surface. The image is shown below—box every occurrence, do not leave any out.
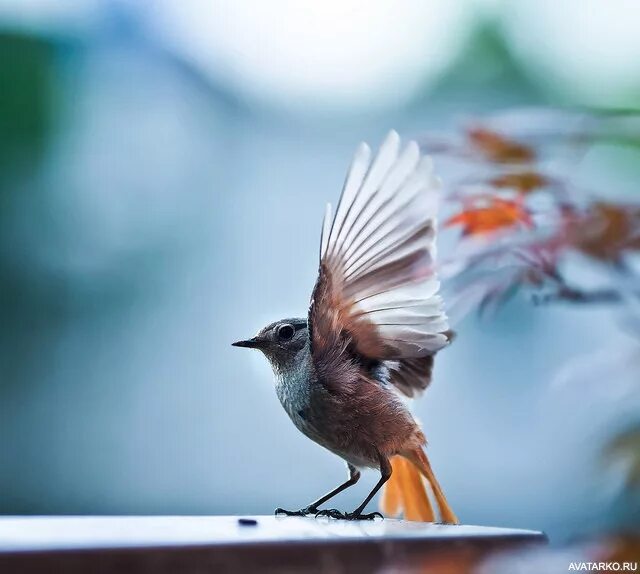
[0,515,547,573]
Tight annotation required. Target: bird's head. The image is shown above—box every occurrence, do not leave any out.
[232,318,308,371]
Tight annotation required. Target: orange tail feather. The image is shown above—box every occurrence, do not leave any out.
[380,456,435,522]
[405,447,459,524]
[380,456,402,516]
[380,450,459,524]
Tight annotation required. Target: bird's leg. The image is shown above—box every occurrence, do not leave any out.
[316,455,391,521]
[275,464,360,517]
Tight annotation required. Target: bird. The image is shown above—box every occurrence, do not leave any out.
[232,131,458,523]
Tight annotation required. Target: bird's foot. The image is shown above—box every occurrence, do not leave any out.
[315,509,383,521]
[314,508,345,519]
[274,506,318,517]
[353,511,384,520]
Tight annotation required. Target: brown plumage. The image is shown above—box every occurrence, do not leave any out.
[233,131,458,523]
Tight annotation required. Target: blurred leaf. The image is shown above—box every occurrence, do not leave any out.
[445,197,534,236]
[489,170,549,194]
[467,127,536,164]
[567,202,640,262]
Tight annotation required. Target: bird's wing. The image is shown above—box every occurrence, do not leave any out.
[385,357,434,398]
[308,131,450,393]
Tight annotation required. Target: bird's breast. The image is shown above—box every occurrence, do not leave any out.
[275,370,313,431]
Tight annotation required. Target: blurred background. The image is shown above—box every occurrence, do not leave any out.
[0,0,639,544]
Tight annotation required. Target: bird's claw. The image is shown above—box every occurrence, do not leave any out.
[315,509,383,521]
[350,511,384,521]
[274,506,318,517]
[314,508,345,519]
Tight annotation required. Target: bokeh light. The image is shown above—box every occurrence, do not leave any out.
[149,0,475,112]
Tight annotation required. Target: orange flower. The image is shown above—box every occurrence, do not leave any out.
[445,197,534,236]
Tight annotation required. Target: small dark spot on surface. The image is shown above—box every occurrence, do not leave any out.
[238,518,258,526]
[297,409,306,420]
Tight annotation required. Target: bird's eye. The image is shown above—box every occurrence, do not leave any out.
[276,324,295,341]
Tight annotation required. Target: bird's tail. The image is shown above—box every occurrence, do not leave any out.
[380,448,458,524]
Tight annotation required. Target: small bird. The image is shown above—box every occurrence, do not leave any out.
[233,131,458,523]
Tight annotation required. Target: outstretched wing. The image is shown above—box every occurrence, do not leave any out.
[308,131,450,395]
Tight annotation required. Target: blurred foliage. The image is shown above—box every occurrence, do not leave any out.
[426,22,546,106]
[426,108,640,311]
[0,32,54,182]
[422,107,640,571]
[444,196,532,236]
[467,125,536,163]
[569,202,640,263]
[0,33,58,390]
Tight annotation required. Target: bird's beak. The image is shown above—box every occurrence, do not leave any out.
[232,337,265,349]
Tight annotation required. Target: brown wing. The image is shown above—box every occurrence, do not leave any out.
[386,357,434,398]
[308,131,450,395]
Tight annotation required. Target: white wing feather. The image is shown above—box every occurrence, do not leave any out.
[320,130,449,357]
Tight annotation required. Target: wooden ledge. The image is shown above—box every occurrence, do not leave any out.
[0,515,547,573]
